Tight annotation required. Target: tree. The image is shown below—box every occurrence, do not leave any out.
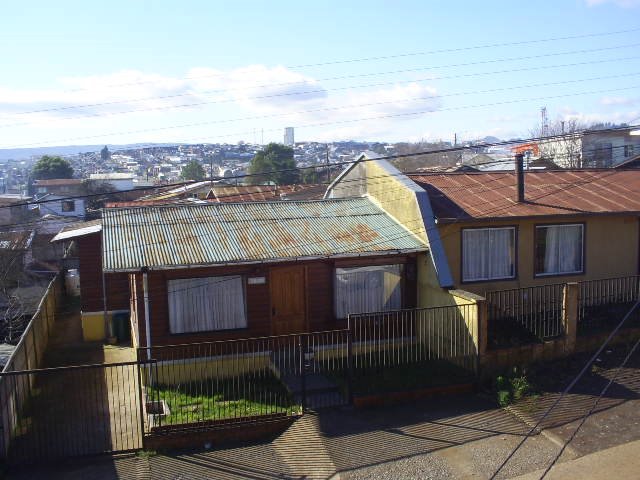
[100,145,111,161]
[531,118,587,169]
[248,143,299,185]
[31,155,74,180]
[180,160,205,181]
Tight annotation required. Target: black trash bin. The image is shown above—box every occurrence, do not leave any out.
[112,311,131,343]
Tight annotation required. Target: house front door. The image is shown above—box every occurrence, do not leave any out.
[270,265,307,335]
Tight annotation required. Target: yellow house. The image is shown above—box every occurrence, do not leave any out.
[407,169,640,296]
[326,153,640,301]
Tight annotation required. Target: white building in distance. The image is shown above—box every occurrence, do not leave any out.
[284,127,294,146]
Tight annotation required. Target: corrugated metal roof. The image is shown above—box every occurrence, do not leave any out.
[212,184,327,202]
[409,170,640,221]
[102,198,427,272]
[51,220,102,242]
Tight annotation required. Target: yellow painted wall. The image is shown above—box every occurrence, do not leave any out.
[364,161,427,243]
[142,353,272,385]
[439,215,640,295]
[81,312,108,341]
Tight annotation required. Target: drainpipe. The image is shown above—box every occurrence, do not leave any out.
[515,153,525,203]
[142,267,152,360]
[102,270,112,341]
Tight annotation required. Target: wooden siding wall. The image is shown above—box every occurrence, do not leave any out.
[77,233,129,312]
[131,255,417,348]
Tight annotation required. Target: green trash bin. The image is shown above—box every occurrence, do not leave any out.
[112,311,131,343]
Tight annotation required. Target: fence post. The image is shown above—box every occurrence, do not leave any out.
[346,329,353,406]
[298,335,306,413]
[136,349,147,448]
[563,282,579,354]
[476,298,488,373]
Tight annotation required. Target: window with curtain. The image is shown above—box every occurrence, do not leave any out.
[334,264,403,319]
[462,227,516,282]
[167,275,247,333]
[535,224,584,276]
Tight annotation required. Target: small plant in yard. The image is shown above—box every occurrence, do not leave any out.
[136,449,157,458]
[494,367,534,407]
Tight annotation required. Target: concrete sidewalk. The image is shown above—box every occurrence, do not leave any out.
[510,439,640,480]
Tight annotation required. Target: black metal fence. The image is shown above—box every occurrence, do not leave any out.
[578,275,640,334]
[347,304,478,396]
[138,329,351,434]
[486,284,565,349]
[0,361,144,464]
[1,306,482,463]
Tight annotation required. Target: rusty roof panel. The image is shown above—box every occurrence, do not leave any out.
[211,184,327,202]
[409,170,640,221]
[101,197,427,271]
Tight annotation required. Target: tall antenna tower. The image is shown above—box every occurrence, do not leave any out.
[541,106,549,136]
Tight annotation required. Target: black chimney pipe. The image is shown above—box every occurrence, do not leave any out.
[515,153,525,202]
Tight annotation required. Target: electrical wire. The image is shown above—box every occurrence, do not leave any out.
[4,86,639,150]
[3,71,638,129]
[489,299,640,480]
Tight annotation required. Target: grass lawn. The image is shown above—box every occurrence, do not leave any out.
[329,357,475,396]
[146,373,301,426]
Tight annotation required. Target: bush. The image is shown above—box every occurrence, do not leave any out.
[494,368,533,407]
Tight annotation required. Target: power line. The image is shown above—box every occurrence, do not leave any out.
[4,70,638,129]
[539,327,640,479]
[4,86,639,150]
[489,299,640,480]
[39,26,640,95]
[4,44,639,121]
[2,124,637,214]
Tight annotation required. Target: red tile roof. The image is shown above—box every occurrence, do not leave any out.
[408,170,640,222]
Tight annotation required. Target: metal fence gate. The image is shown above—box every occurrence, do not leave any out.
[0,361,144,464]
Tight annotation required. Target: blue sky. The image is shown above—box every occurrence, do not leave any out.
[1,0,639,148]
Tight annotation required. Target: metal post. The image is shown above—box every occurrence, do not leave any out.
[136,349,147,448]
[346,329,353,405]
[298,336,306,413]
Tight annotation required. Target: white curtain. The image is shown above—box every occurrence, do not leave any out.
[168,276,247,333]
[462,228,514,281]
[540,225,582,275]
[335,265,402,318]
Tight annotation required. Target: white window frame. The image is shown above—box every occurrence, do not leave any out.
[535,223,584,277]
[461,227,516,282]
[167,275,247,334]
[334,264,403,319]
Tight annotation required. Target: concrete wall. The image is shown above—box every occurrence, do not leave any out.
[438,215,639,296]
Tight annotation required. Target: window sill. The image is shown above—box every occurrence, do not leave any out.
[461,276,517,284]
[534,271,584,278]
[169,327,250,336]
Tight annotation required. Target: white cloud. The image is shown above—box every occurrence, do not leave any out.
[0,65,444,146]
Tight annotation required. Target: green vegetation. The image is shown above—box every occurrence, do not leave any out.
[494,367,535,407]
[31,155,74,180]
[146,373,300,426]
[180,160,206,181]
[248,143,299,185]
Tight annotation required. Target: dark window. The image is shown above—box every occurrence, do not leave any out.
[61,200,75,212]
[535,224,584,276]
